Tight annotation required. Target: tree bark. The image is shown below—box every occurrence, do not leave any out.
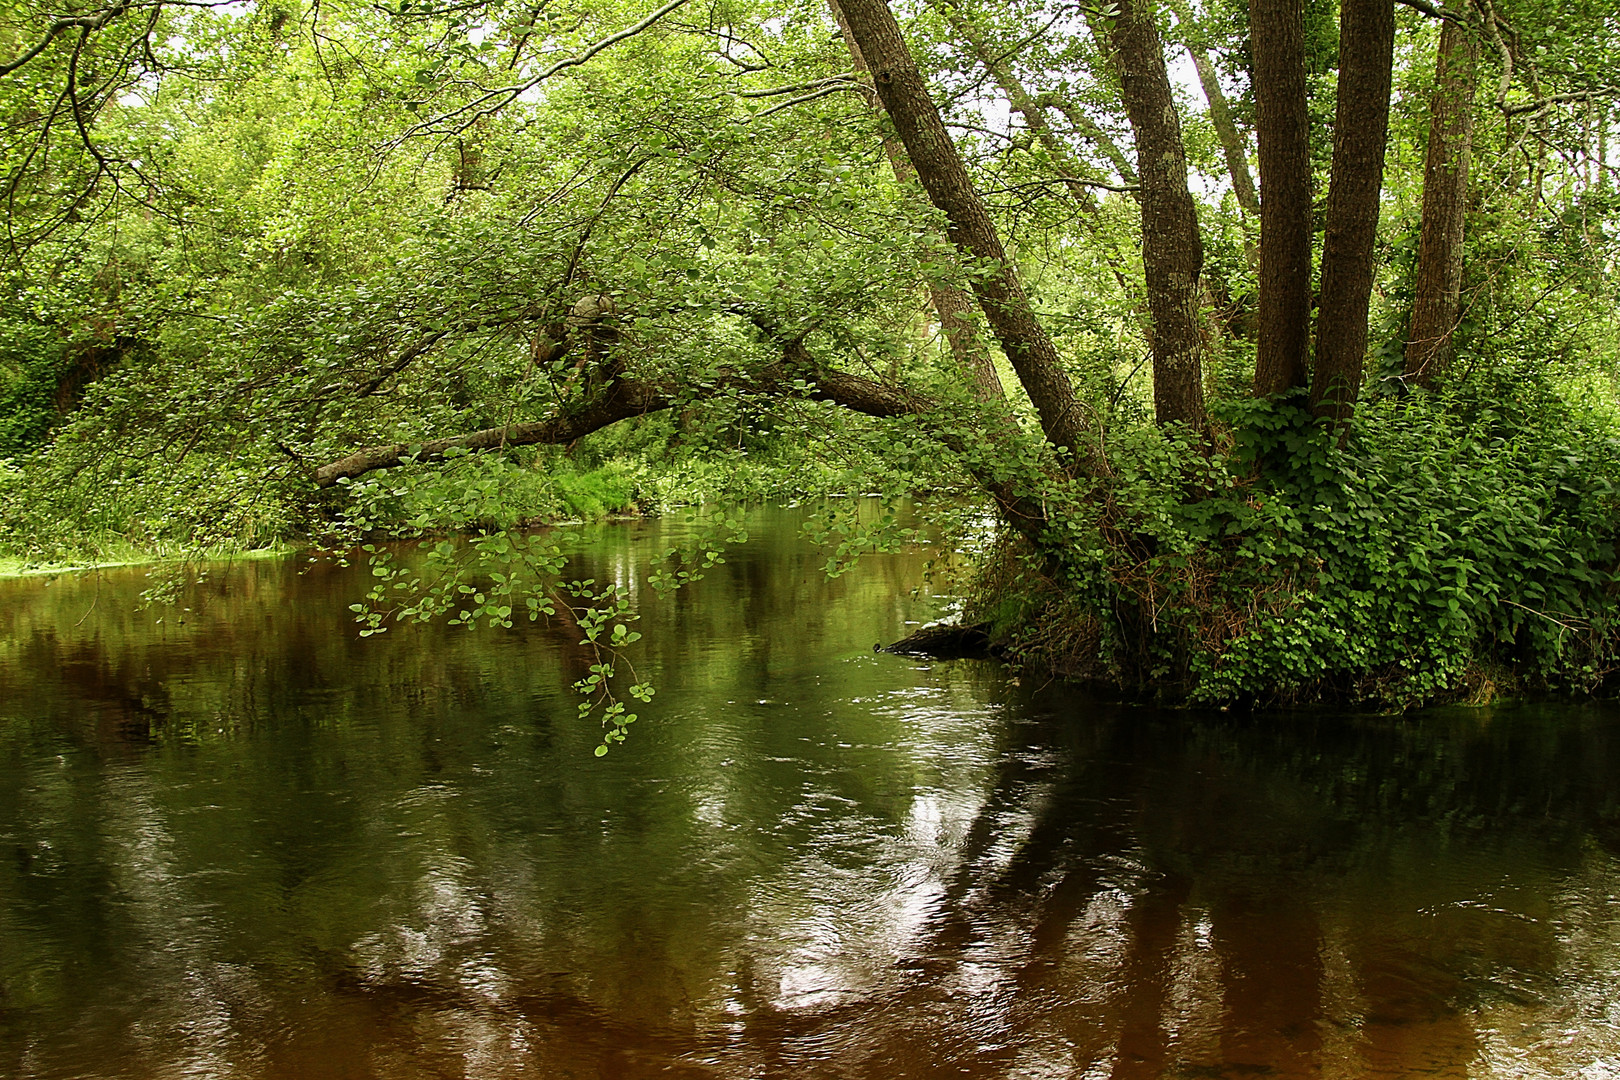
[834,0,1094,471]
[1405,13,1479,388]
[1310,0,1395,427]
[1106,0,1209,431]
[1248,0,1314,398]
[828,0,1005,405]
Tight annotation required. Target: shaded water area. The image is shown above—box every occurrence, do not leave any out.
[3,504,1620,1078]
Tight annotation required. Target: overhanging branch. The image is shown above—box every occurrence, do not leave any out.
[314,354,926,487]
[312,328,1053,546]
[0,0,132,77]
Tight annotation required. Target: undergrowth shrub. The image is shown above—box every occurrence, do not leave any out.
[979,385,1620,707]
[0,451,300,566]
[0,323,67,456]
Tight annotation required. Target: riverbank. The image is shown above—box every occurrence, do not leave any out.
[0,544,296,580]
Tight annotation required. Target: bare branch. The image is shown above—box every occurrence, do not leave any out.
[65,28,113,173]
[1393,0,1464,21]
[1502,86,1620,118]
[743,83,863,120]
[982,175,1140,195]
[358,330,450,397]
[560,157,649,292]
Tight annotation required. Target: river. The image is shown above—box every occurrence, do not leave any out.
[2,504,1618,1078]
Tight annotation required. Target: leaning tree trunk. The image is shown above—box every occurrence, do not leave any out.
[1107,0,1208,432]
[927,0,1155,360]
[1310,0,1395,428]
[834,0,1094,472]
[1405,13,1480,388]
[829,0,1006,405]
[1189,45,1261,217]
[1248,0,1313,398]
[1164,0,1261,217]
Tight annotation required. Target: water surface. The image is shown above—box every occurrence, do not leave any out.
[2,505,1619,1078]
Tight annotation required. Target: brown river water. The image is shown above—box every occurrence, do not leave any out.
[1,503,1618,1078]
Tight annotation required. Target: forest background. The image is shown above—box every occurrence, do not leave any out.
[0,0,1617,742]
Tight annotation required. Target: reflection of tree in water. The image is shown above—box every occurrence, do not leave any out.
[736,702,1620,1079]
[4,531,1620,1079]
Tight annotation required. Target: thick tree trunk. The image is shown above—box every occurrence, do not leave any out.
[1310,0,1395,427]
[829,0,1005,405]
[834,0,1094,471]
[1405,15,1479,388]
[1248,0,1313,398]
[1107,0,1208,431]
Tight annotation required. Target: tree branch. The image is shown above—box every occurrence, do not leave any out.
[743,83,864,119]
[1501,86,1620,118]
[0,0,131,77]
[314,353,925,487]
[385,0,690,146]
[982,176,1140,196]
[1393,0,1460,21]
[738,74,856,97]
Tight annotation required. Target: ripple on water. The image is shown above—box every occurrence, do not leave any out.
[4,516,1620,1078]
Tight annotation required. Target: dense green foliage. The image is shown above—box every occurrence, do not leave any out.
[0,0,1617,729]
[980,381,1620,705]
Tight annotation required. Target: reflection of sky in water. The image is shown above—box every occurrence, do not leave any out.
[2,506,1620,1077]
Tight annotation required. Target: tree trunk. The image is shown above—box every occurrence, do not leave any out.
[1310,0,1395,427]
[1248,0,1313,398]
[1107,0,1208,431]
[932,0,1205,430]
[834,0,1094,471]
[1162,0,1260,218]
[829,0,1005,405]
[1188,46,1260,217]
[1405,14,1479,388]
[927,0,1155,352]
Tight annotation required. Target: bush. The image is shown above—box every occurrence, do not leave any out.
[981,384,1620,707]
